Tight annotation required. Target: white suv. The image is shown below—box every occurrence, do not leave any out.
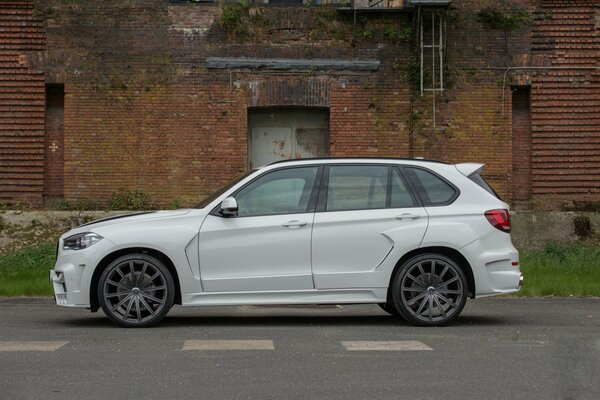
[50,158,522,327]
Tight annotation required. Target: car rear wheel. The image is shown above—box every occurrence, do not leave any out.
[98,254,175,328]
[392,253,467,326]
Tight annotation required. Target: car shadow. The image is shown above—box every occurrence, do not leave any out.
[57,312,507,329]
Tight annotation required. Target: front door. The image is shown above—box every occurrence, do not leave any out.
[199,166,321,292]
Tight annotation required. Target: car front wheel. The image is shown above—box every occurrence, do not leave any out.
[392,254,467,326]
[98,254,175,328]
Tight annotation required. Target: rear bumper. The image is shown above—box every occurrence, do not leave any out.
[460,238,522,298]
[519,274,524,289]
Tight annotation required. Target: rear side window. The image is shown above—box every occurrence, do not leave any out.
[468,173,500,199]
[391,168,417,208]
[326,165,387,211]
[405,167,457,206]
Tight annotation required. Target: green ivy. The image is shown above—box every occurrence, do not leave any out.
[220,1,252,36]
[477,5,531,31]
[383,24,412,44]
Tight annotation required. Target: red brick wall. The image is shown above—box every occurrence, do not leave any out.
[530,0,600,208]
[1,0,598,209]
[0,1,45,205]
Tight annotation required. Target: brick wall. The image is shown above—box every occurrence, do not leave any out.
[0,1,45,205]
[0,0,598,209]
[530,1,600,208]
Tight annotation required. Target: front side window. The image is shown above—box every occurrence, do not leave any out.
[405,167,457,206]
[235,167,318,217]
[326,165,388,211]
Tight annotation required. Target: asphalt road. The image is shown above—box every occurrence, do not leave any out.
[0,298,598,400]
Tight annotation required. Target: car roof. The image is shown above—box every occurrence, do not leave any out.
[266,157,450,167]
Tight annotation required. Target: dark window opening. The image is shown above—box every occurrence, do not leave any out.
[44,84,65,201]
[511,86,532,207]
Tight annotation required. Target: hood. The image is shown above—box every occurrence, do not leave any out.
[78,211,156,227]
[63,209,194,238]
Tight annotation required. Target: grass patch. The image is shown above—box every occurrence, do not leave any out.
[515,244,600,297]
[0,242,55,296]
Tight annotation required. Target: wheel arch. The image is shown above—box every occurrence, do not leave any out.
[89,247,182,312]
[387,246,476,300]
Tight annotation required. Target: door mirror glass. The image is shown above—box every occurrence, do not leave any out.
[220,197,238,217]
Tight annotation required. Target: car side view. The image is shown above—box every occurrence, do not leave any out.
[50,158,522,327]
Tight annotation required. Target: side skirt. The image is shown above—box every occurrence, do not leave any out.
[181,288,387,307]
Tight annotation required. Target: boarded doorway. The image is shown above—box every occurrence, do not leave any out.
[248,108,329,169]
[44,84,64,201]
[511,87,532,208]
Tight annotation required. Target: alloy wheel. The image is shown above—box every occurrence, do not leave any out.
[101,258,170,325]
[399,257,465,324]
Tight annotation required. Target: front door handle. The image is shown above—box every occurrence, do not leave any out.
[396,213,420,220]
[282,220,307,228]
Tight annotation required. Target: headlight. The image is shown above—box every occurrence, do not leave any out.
[63,232,104,250]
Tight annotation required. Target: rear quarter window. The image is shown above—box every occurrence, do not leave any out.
[405,167,458,206]
[468,173,501,199]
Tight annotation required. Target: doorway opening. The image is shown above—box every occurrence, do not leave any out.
[511,86,532,208]
[44,84,64,202]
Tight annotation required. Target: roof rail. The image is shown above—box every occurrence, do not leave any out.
[267,157,449,166]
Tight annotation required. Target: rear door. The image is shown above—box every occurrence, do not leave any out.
[311,165,428,289]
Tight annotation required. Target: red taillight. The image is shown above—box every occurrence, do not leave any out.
[485,209,511,233]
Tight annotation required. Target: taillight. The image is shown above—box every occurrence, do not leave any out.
[485,209,511,233]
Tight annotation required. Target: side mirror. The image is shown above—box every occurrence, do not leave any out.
[220,197,238,217]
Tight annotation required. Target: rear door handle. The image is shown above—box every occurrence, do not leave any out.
[282,220,307,228]
[395,213,420,220]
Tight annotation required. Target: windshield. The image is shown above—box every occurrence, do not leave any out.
[194,171,254,209]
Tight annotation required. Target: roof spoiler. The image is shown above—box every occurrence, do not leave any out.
[455,163,484,176]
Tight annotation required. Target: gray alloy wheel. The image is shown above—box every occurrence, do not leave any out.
[98,254,175,328]
[392,253,467,326]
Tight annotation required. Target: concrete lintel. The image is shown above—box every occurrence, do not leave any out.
[206,57,380,71]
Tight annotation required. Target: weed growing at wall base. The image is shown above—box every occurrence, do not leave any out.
[513,245,600,297]
[0,242,55,296]
[109,190,151,211]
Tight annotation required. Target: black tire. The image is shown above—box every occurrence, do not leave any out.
[98,253,175,328]
[392,253,467,327]
[378,302,401,317]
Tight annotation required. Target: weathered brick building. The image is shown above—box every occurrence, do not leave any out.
[1,0,599,209]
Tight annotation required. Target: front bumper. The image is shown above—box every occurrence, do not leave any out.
[49,237,115,308]
[49,269,69,306]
